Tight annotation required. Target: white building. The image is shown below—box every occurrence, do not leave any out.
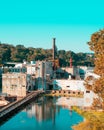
[35,61,53,90]
[26,64,36,75]
[53,79,84,91]
[53,77,98,108]
[35,61,53,78]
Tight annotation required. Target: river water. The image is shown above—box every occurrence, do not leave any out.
[0,96,83,130]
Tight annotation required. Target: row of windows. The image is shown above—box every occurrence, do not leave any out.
[6,85,26,89]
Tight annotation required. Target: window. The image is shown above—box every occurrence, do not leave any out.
[66,86,70,87]
[86,91,90,93]
[78,92,80,94]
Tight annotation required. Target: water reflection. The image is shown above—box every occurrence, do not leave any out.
[25,96,60,123]
[0,96,84,130]
[56,97,84,108]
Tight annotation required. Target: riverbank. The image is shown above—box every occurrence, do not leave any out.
[0,90,44,123]
[0,96,84,130]
[72,106,104,130]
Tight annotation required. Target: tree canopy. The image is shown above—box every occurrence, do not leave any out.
[0,43,94,67]
[86,29,104,109]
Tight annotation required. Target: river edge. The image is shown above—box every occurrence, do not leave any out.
[72,106,104,130]
[0,96,84,130]
[44,93,104,130]
[1,92,103,130]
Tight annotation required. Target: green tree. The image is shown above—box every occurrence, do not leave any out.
[0,42,94,66]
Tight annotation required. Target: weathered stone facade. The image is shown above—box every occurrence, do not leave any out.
[2,73,27,97]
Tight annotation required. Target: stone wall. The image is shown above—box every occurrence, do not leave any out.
[2,73,27,97]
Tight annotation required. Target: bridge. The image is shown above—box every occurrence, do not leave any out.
[0,90,44,123]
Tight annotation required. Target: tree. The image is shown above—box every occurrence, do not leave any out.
[87,29,104,109]
[0,44,11,63]
[0,42,94,66]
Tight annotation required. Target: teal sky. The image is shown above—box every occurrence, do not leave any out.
[0,0,104,52]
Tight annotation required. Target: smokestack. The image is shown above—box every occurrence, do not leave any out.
[70,58,72,68]
[53,38,56,60]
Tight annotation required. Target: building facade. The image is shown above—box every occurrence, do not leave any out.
[35,61,53,90]
[2,73,35,97]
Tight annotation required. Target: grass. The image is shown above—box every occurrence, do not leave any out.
[72,106,104,130]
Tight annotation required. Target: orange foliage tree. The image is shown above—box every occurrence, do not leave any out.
[87,29,104,109]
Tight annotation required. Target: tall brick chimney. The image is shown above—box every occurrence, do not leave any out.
[70,58,72,68]
[53,38,56,60]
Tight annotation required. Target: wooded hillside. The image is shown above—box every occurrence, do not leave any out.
[0,43,94,67]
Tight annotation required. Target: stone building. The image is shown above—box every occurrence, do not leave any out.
[2,73,35,97]
[35,61,53,90]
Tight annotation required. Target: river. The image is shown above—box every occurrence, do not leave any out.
[0,96,84,130]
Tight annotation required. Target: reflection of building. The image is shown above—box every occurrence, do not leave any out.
[56,97,84,108]
[56,95,97,109]
[26,97,59,123]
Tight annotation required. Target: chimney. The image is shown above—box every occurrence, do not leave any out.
[70,58,72,68]
[53,38,56,60]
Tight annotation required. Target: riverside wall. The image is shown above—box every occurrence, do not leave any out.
[0,90,44,123]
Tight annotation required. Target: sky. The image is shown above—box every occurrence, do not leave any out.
[0,0,104,53]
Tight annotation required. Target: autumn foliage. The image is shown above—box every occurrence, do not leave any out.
[87,29,104,109]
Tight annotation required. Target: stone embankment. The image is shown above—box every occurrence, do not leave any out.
[45,90,84,97]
